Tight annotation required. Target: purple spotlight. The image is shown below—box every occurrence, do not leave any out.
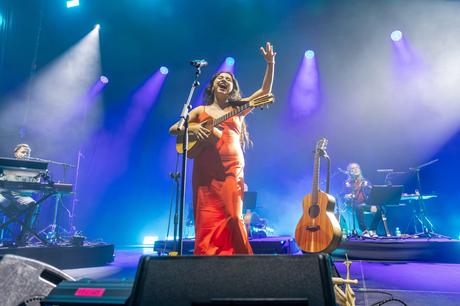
[288,51,321,117]
[100,75,109,84]
[226,57,235,66]
[391,30,402,42]
[160,66,169,75]
[304,50,315,59]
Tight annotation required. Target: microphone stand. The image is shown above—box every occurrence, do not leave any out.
[409,159,449,238]
[175,66,203,255]
[170,171,180,251]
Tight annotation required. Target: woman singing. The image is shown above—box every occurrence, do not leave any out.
[169,42,276,255]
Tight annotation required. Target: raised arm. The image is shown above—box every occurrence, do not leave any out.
[246,42,276,101]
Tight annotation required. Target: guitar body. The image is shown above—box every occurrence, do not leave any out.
[295,190,342,253]
[175,94,274,159]
[175,115,220,159]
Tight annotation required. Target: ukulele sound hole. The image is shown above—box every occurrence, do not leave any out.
[308,205,320,218]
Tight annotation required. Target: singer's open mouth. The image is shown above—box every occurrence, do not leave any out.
[217,82,228,90]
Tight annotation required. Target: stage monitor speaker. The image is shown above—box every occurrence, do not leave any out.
[0,254,75,306]
[129,254,335,306]
[41,280,133,305]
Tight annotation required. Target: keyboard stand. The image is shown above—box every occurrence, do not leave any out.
[0,192,55,246]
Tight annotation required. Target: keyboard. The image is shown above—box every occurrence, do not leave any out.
[0,180,73,193]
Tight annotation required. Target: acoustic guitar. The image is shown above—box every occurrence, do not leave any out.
[295,138,342,253]
[176,93,274,159]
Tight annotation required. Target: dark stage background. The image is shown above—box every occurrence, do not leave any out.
[1,0,459,244]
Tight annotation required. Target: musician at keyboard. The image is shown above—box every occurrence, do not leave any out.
[0,144,39,246]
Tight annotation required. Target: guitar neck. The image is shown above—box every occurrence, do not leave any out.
[311,152,320,204]
[212,103,251,127]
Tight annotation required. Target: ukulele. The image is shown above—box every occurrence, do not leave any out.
[176,93,274,159]
[295,138,342,253]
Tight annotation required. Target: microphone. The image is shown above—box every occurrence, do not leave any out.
[377,169,394,173]
[190,59,208,68]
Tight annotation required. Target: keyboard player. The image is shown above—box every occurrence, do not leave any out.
[0,144,38,246]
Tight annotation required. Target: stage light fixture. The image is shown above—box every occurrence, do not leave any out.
[143,236,159,245]
[160,66,169,75]
[94,24,101,30]
[304,50,315,59]
[226,57,235,66]
[66,0,80,8]
[391,30,403,42]
[100,76,109,84]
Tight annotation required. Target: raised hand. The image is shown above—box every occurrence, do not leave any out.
[260,42,276,64]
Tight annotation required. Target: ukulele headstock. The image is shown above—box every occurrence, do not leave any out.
[315,138,328,155]
[249,93,275,109]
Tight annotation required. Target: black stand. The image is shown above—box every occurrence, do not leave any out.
[175,66,203,255]
[409,159,450,239]
[42,162,74,244]
[170,171,180,251]
[28,159,74,245]
[367,185,403,237]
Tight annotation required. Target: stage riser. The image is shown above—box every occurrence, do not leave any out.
[335,239,460,263]
[155,237,460,263]
[0,244,114,269]
[154,237,301,255]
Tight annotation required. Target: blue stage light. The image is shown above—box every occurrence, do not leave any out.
[143,236,159,245]
[304,50,315,59]
[160,66,169,75]
[226,57,235,66]
[391,30,403,42]
[66,0,80,8]
[0,14,4,26]
[100,76,109,84]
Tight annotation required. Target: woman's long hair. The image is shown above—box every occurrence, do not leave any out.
[203,72,251,150]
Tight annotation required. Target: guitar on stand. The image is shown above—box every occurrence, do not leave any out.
[295,138,342,253]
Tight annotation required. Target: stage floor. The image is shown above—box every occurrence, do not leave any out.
[2,237,458,305]
[60,240,460,306]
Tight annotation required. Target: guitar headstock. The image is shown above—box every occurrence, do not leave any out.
[248,93,275,108]
[315,138,328,154]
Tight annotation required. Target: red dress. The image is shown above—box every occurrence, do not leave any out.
[192,110,253,255]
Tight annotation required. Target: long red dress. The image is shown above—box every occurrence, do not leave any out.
[192,110,253,255]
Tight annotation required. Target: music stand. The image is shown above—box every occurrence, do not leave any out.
[367,185,403,237]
